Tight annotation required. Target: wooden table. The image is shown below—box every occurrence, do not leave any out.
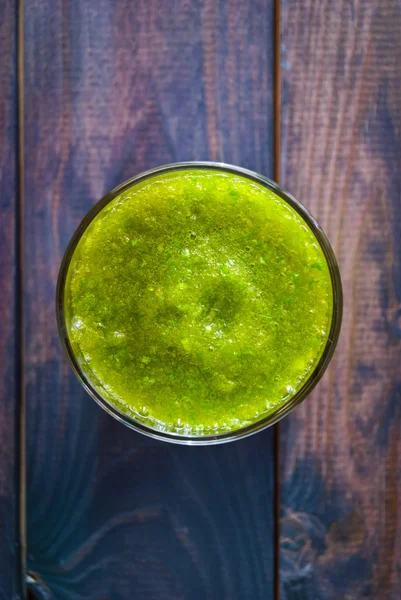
[1,0,400,598]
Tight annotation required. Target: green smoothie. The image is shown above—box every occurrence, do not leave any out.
[64,168,333,435]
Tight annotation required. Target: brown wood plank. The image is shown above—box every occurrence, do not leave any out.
[279,1,401,598]
[23,1,276,598]
[0,0,24,598]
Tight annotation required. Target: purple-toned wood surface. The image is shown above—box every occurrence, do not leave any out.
[0,0,24,598]
[279,1,401,598]
[1,0,400,598]
[23,1,275,598]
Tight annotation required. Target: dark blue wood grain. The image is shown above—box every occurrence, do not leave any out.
[280,1,401,598]
[23,1,275,598]
[0,1,24,598]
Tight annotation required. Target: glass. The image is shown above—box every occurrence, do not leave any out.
[56,162,343,445]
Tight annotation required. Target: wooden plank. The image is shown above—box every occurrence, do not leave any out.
[23,1,276,597]
[0,0,24,598]
[279,1,401,598]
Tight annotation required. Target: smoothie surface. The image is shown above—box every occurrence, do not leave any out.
[65,169,333,434]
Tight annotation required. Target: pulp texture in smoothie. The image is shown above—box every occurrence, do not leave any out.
[65,169,333,434]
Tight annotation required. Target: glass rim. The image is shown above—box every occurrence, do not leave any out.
[56,161,343,445]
